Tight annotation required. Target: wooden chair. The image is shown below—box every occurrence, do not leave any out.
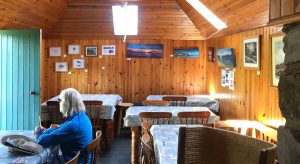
[141,133,155,164]
[142,100,170,106]
[65,151,80,164]
[177,127,277,164]
[85,130,102,164]
[46,100,65,124]
[162,96,187,106]
[141,121,153,135]
[177,111,210,125]
[139,112,172,125]
[83,100,103,132]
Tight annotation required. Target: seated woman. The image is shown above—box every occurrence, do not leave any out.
[37,88,92,164]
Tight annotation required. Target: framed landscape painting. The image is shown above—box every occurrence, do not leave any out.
[271,34,285,87]
[126,44,163,58]
[217,48,236,68]
[243,36,260,70]
[173,48,199,58]
[85,46,98,57]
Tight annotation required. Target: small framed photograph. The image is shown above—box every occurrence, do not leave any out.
[207,47,215,62]
[55,62,68,72]
[49,47,61,57]
[271,34,285,87]
[73,59,85,69]
[85,46,98,56]
[102,45,115,55]
[68,44,80,55]
[243,35,260,70]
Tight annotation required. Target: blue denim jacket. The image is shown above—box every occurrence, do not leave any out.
[37,112,92,164]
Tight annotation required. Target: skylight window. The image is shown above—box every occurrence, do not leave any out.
[186,0,227,30]
[112,5,138,35]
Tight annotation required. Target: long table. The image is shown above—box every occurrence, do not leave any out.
[146,95,220,113]
[124,106,220,164]
[150,125,202,164]
[41,94,122,150]
[0,130,49,164]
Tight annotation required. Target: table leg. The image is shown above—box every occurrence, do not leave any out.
[131,126,139,164]
[105,120,114,150]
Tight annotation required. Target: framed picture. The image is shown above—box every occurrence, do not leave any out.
[73,59,85,69]
[85,46,98,56]
[68,44,80,55]
[271,34,285,87]
[243,36,260,70]
[207,47,215,62]
[217,48,236,68]
[102,45,115,55]
[127,44,163,58]
[55,62,68,72]
[49,47,61,57]
[173,48,199,58]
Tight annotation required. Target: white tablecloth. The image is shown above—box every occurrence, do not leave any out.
[150,125,202,164]
[41,94,122,120]
[123,106,219,127]
[147,95,219,112]
[0,130,49,164]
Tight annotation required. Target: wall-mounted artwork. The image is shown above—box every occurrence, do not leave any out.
[49,47,61,57]
[243,36,260,70]
[126,44,163,58]
[217,48,236,67]
[102,45,115,55]
[73,59,85,69]
[85,46,98,56]
[55,62,68,72]
[68,44,80,55]
[207,47,215,62]
[271,34,285,87]
[173,48,199,58]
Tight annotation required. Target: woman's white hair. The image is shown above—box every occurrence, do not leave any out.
[59,88,85,117]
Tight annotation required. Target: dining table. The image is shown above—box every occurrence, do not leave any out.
[41,94,122,150]
[146,95,220,114]
[123,106,220,164]
[150,125,202,164]
[0,130,49,164]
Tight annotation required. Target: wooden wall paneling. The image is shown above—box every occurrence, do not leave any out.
[206,26,283,125]
[295,0,300,12]
[281,0,294,16]
[270,0,281,19]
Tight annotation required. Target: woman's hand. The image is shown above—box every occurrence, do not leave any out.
[50,124,60,129]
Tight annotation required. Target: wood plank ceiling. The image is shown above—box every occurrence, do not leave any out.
[0,0,269,40]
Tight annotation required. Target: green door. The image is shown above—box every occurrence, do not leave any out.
[0,30,40,130]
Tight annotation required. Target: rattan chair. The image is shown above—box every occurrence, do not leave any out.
[65,151,80,164]
[139,112,172,125]
[177,111,210,125]
[83,100,103,132]
[46,100,65,124]
[85,130,102,164]
[141,133,155,164]
[177,127,277,164]
[142,100,170,106]
[141,121,153,135]
[162,96,187,106]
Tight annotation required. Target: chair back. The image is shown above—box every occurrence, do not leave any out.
[46,100,65,124]
[85,130,102,164]
[142,100,170,106]
[177,111,210,125]
[84,101,103,131]
[177,127,277,164]
[139,112,172,125]
[141,134,155,164]
[141,121,153,135]
[162,96,187,106]
[65,151,80,164]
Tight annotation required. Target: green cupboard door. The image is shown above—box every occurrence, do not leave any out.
[0,30,40,130]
